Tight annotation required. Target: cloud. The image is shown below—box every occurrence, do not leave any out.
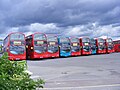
[65,25,93,37]
[28,23,59,32]
[0,0,120,40]
[0,23,64,38]
[65,22,120,40]
[93,24,120,38]
[1,0,120,27]
[99,6,120,25]
[0,22,120,40]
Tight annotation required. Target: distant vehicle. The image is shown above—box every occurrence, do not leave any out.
[46,34,59,58]
[58,36,71,57]
[26,33,48,59]
[70,37,81,56]
[79,37,91,55]
[113,40,120,52]
[105,38,114,53]
[3,32,26,60]
[0,40,3,54]
[90,38,97,54]
[96,38,106,54]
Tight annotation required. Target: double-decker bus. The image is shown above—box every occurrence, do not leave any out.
[96,38,106,54]
[105,38,114,53]
[70,37,81,56]
[79,37,91,55]
[3,32,26,60]
[46,34,59,58]
[26,33,48,59]
[113,40,120,52]
[58,36,71,57]
[90,38,97,54]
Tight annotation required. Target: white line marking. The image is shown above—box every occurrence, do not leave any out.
[40,84,120,89]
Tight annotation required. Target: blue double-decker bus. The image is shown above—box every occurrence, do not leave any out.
[90,38,97,54]
[58,36,71,57]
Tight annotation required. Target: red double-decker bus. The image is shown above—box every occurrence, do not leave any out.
[79,37,91,55]
[3,32,26,60]
[113,40,120,52]
[46,34,59,58]
[70,37,81,56]
[26,33,48,59]
[105,38,114,53]
[96,38,106,54]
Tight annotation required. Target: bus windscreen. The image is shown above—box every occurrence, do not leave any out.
[10,45,25,54]
[47,36,57,42]
[98,38,105,43]
[82,38,90,42]
[71,38,79,43]
[60,37,70,43]
[34,34,46,40]
[107,38,112,42]
[10,33,24,40]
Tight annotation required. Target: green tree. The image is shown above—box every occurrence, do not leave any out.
[0,53,45,90]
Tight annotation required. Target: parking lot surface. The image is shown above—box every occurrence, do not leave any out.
[27,53,120,90]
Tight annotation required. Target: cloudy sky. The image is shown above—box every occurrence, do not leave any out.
[0,0,120,40]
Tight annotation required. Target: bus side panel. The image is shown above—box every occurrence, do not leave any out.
[97,49,106,54]
[82,50,91,55]
[9,53,26,60]
[47,51,59,58]
[71,51,81,56]
[114,44,120,52]
[33,52,45,59]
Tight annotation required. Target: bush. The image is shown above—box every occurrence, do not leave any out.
[0,53,45,90]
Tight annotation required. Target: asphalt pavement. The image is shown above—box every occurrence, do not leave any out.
[27,53,120,90]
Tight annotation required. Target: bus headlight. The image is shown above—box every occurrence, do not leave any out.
[31,47,33,49]
[26,45,28,48]
[7,47,9,50]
